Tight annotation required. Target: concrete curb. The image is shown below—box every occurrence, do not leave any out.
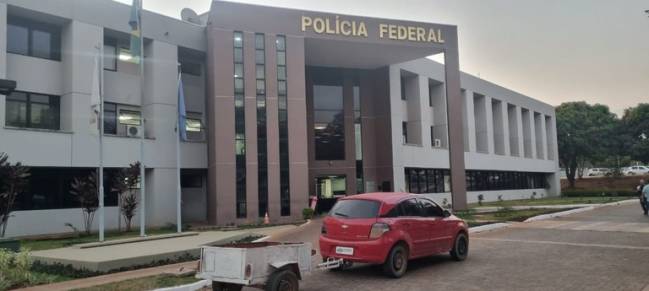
[154,279,210,291]
[523,199,637,223]
[469,223,511,234]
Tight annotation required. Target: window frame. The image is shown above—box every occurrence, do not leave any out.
[7,16,61,61]
[5,91,60,130]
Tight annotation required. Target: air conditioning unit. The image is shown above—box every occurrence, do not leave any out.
[126,125,142,138]
[434,139,442,148]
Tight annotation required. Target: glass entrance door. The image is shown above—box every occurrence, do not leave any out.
[315,175,346,213]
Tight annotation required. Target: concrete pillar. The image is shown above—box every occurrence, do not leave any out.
[501,101,511,156]
[265,35,281,221]
[443,30,467,211]
[463,90,476,152]
[243,32,259,222]
[143,40,180,226]
[485,96,494,154]
[538,113,547,160]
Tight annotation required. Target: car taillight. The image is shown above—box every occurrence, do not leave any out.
[321,225,327,235]
[369,223,390,239]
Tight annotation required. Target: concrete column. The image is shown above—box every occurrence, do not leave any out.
[206,28,236,225]
[501,101,511,156]
[419,76,432,148]
[529,110,537,159]
[485,96,494,154]
[265,35,281,221]
[463,90,476,152]
[286,36,309,220]
[143,40,180,227]
[538,113,547,160]
[443,30,467,211]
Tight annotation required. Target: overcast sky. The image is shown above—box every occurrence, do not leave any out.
[114,0,649,116]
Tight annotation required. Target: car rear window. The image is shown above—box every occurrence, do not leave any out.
[329,199,381,219]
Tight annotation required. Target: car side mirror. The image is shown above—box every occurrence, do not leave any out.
[443,210,451,218]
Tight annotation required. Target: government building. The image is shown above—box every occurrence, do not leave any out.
[0,0,560,237]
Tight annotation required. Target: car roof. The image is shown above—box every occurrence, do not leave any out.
[340,192,417,205]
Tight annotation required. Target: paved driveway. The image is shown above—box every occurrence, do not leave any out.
[260,203,649,291]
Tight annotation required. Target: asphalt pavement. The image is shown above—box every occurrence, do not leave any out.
[261,203,649,291]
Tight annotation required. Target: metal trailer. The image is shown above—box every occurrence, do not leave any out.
[198,241,335,291]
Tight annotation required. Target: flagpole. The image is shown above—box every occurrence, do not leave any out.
[176,67,185,233]
[97,45,105,242]
[138,0,147,237]
[176,69,182,233]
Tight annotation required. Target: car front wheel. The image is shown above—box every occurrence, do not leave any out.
[382,244,408,278]
[450,232,469,261]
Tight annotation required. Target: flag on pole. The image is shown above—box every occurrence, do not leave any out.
[89,56,101,135]
[128,0,142,64]
[178,74,187,141]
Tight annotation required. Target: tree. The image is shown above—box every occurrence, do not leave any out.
[556,102,618,188]
[0,153,30,238]
[70,171,98,235]
[621,103,649,164]
[111,162,141,232]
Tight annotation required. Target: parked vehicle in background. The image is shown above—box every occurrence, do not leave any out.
[587,168,612,177]
[319,192,469,278]
[624,166,649,176]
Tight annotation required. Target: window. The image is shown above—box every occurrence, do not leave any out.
[400,76,407,100]
[256,33,268,218]
[186,118,202,132]
[465,170,547,191]
[233,31,247,218]
[277,35,290,217]
[329,199,380,219]
[419,199,443,217]
[7,17,61,61]
[313,84,345,160]
[399,199,422,217]
[104,103,117,134]
[181,172,203,188]
[103,42,117,71]
[431,126,435,147]
[118,110,142,125]
[180,61,202,76]
[353,84,364,193]
[404,168,450,194]
[5,91,60,130]
[402,121,408,144]
[14,167,118,211]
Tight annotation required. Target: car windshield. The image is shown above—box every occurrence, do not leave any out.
[329,199,381,219]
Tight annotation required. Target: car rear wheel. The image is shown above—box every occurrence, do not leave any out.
[382,244,408,278]
[212,282,243,291]
[450,232,469,261]
[265,269,299,291]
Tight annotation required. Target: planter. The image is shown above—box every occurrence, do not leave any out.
[0,238,20,252]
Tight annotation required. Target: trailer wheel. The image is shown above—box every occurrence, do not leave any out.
[265,269,299,291]
[212,282,243,291]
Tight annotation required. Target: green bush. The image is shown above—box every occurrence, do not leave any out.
[0,248,35,290]
[562,189,636,197]
[302,208,315,220]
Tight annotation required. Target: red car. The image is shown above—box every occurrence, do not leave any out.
[319,192,469,278]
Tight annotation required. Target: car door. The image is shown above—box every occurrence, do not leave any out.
[397,199,427,257]
[418,198,448,254]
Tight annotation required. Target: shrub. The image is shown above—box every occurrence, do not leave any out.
[302,208,315,220]
[0,248,35,289]
[562,189,636,197]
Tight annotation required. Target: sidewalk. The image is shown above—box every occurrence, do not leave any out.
[472,199,636,213]
[31,224,296,272]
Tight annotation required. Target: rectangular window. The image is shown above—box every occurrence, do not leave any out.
[431,126,435,147]
[181,172,203,188]
[277,35,290,217]
[234,31,247,219]
[186,118,202,132]
[7,17,61,61]
[180,61,202,76]
[402,121,408,144]
[313,84,345,160]
[103,42,117,71]
[256,33,268,218]
[5,91,60,130]
[104,102,117,134]
[118,110,142,126]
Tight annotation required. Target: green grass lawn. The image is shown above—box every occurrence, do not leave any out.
[470,196,630,208]
[72,274,200,291]
[456,208,577,225]
[20,228,176,251]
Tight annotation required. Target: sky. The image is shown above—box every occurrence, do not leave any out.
[114,0,649,116]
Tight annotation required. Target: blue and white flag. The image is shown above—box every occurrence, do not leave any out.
[178,74,187,141]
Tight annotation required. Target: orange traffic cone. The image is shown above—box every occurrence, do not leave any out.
[264,212,270,225]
